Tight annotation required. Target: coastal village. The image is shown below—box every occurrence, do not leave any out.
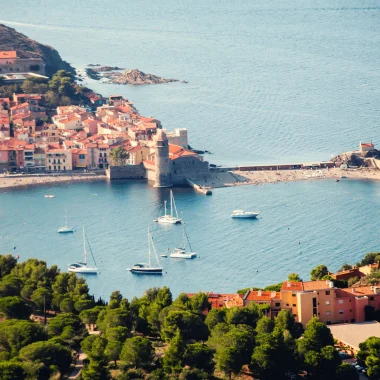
[2,36,380,379]
[0,50,209,188]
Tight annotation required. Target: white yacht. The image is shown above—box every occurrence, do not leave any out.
[231,210,260,219]
[156,190,182,224]
[170,223,197,259]
[58,207,74,233]
[44,194,55,198]
[68,227,98,274]
[130,228,163,274]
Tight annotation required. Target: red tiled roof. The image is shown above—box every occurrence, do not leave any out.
[0,51,17,59]
[244,290,280,301]
[281,281,304,291]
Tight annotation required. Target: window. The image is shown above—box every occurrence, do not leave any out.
[370,296,374,301]
[339,310,344,315]
[326,301,330,305]
[292,294,296,297]
[286,303,289,307]
[338,300,343,304]
[325,291,330,295]
[326,311,331,316]
[292,304,296,307]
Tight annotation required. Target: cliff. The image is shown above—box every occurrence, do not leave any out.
[0,24,75,76]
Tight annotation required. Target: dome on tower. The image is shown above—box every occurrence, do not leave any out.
[156,129,167,141]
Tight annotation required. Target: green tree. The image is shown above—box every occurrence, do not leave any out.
[264,282,283,291]
[190,292,210,314]
[205,308,226,330]
[225,303,261,328]
[0,296,32,319]
[255,316,275,334]
[357,336,380,379]
[179,368,211,380]
[110,146,129,166]
[19,341,72,374]
[31,287,52,310]
[0,254,17,279]
[335,362,359,380]
[105,326,129,365]
[47,312,86,338]
[298,317,334,354]
[60,297,74,312]
[183,342,215,374]
[0,319,47,358]
[120,336,154,368]
[0,362,26,380]
[338,263,353,272]
[74,299,95,312]
[163,329,186,373]
[208,324,254,379]
[288,273,302,281]
[79,305,105,330]
[310,264,329,280]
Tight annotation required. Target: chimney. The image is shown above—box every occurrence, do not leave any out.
[287,281,291,287]
[271,291,276,298]
[352,288,355,293]
[258,290,262,297]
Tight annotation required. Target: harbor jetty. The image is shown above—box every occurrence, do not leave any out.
[185,178,212,195]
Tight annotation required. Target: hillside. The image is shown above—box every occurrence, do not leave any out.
[0,24,74,76]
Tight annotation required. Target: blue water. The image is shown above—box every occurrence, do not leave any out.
[2,0,380,165]
[0,179,379,299]
[1,0,380,298]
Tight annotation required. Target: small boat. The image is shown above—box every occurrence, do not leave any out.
[130,228,163,274]
[68,227,98,274]
[231,210,260,219]
[170,223,197,259]
[160,254,168,258]
[58,207,74,233]
[156,190,182,224]
[336,179,340,182]
[341,176,347,179]
[44,194,55,198]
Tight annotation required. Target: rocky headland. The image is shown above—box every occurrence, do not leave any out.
[85,65,185,85]
[0,24,75,76]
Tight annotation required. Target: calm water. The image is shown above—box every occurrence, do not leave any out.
[0,179,379,299]
[2,0,380,164]
[1,1,380,298]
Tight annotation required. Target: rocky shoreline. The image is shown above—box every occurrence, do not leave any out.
[85,65,186,85]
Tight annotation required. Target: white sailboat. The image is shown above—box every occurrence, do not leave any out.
[58,207,74,233]
[170,223,197,259]
[68,227,98,274]
[130,228,163,274]
[156,190,182,224]
[231,210,260,219]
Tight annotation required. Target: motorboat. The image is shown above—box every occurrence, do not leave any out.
[156,190,182,224]
[170,223,197,259]
[68,227,98,274]
[231,210,260,219]
[130,228,163,274]
[58,207,74,233]
[44,194,55,198]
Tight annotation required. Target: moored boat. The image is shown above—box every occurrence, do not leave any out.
[169,223,197,259]
[231,210,260,219]
[156,190,182,224]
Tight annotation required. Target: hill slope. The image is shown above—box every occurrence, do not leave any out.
[0,24,75,76]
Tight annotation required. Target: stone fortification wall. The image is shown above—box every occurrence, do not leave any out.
[106,165,146,180]
[171,157,209,184]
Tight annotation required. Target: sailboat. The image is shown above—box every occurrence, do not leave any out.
[68,227,98,274]
[156,190,182,224]
[58,207,74,233]
[170,222,197,259]
[130,228,163,274]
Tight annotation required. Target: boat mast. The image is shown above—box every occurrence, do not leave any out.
[65,207,68,226]
[172,190,178,218]
[150,230,161,266]
[83,227,87,266]
[184,223,193,252]
[148,228,151,266]
[170,190,173,217]
[182,222,186,249]
[164,200,167,217]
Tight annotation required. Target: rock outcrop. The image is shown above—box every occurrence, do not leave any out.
[104,69,180,85]
[0,24,75,76]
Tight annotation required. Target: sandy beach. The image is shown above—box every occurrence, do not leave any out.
[0,174,107,190]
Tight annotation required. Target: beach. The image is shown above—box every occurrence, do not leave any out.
[195,167,380,188]
[0,174,107,190]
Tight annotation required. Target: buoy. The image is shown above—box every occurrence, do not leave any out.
[13,246,16,250]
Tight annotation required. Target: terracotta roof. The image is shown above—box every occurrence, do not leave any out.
[168,144,198,160]
[303,280,334,291]
[281,281,304,291]
[244,290,280,301]
[337,287,380,297]
[0,51,17,59]
[127,145,143,153]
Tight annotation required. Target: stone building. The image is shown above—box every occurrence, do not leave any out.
[154,129,172,187]
[0,51,45,75]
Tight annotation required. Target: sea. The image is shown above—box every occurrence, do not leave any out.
[1,0,380,299]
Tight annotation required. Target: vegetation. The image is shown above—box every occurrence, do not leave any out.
[110,146,129,166]
[357,336,380,379]
[0,254,371,379]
